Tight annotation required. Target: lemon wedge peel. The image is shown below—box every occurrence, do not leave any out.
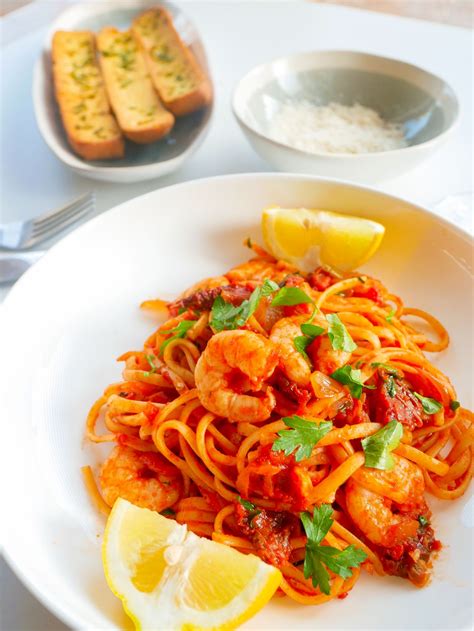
[102,499,281,631]
[262,206,385,273]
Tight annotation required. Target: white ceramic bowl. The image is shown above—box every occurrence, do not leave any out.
[232,51,459,183]
[2,173,473,630]
[33,1,213,183]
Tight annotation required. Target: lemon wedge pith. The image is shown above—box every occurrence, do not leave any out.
[103,499,282,631]
[262,206,385,272]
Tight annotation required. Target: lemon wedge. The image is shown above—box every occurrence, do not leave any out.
[103,498,282,630]
[262,206,385,272]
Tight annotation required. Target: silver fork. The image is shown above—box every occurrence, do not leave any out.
[0,192,95,250]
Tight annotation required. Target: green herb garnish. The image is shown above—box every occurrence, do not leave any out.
[210,279,279,331]
[272,416,333,462]
[271,286,313,307]
[143,353,158,377]
[450,400,460,412]
[330,365,375,399]
[160,508,176,517]
[385,375,397,398]
[326,313,357,352]
[414,393,443,415]
[159,320,196,353]
[418,515,430,528]
[237,496,261,525]
[371,362,400,377]
[294,322,325,360]
[301,505,367,594]
[361,420,403,470]
[386,308,396,322]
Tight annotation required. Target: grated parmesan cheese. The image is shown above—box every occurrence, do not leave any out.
[268,100,407,154]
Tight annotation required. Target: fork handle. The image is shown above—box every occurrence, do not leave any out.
[0,250,45,284]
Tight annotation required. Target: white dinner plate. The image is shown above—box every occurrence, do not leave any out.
[1,174,473,630]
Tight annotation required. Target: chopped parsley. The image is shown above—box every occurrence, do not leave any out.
[450,400,461,412]
[143,353,158,377]
[418,515,430,528]
[272,416,333,462]
[237,496,261,525]
[301,505,367,595]
[414,392,443,415]
[330,365,375,399]
[294,322,325,360]
[159,320,196,353]
[371,362,400,377]
[385,375,397,398]
[271,286,313,307]
[326,313,357,352]
[160,508,176,517]
[386,308,396,322]
[361,420,403,470]
[210,279,279,331]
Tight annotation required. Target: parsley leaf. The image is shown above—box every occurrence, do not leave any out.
[301,323,325,337]
[143,353,157,377]
[294,322,325,360]
[361,420,403,470]
[294,335,312,360]
[301,505,367,594]
[331,365,375,399]
[301,504,333,545]
[159,320,196,353]
[418,515,430,528]
[414,392,443,415]
[160,508,176,517]
[371,362,400,377]
[386,308,396,322]
[271,286,313,307]
[237,496,261,525]
[385,375,397,398]
[210,295,242,331]
[317,545,368,579]
[326,314,357,352]
[450,400,460,412]
[272,416,333,461]
[210,279,279,331]
[261,278,280,296]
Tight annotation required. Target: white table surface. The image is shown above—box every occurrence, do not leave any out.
[0,1,473,629]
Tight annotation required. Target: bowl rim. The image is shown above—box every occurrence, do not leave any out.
[231,48,460,160]
[2,171,472,631]
[32,0,214,176]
